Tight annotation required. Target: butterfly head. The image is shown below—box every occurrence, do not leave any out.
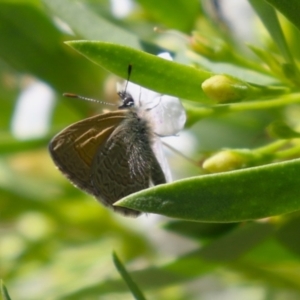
[118,90,135,109]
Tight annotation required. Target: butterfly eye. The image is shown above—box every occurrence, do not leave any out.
[118,91,135,109]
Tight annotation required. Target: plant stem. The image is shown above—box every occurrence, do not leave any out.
[184,93,300,119]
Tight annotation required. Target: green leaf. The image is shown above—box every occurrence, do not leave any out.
[42,0,160,52]
[163,220,237,240]
[198,222,274,261]
[1,281,12,300]
[249,0,294,64]
[0,1,102,95]
[136,0,199,32]
[265,0,300,33]
[112,252,147,300]
[267,120,300,139]
[116,159,300,222]
[248,44,291,84]
[65,40,211,102]
[276,214,300,255]
[59,222,297,299]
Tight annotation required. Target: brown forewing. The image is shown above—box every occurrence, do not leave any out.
[49,111,127,194]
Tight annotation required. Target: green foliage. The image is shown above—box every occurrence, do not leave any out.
[1,281,12,300]
[66,40,211,102]
[118,158,300,221]
[2,0,300,299]
[112,252,147,300]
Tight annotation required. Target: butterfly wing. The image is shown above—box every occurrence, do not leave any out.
[91,111,166,216]
[49,111,127,195]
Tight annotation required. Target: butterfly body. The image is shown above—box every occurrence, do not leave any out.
[49,95,166,216]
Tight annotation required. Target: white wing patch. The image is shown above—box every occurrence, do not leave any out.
[119,52,186,182]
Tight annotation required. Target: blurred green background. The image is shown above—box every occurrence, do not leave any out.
[2,0,300,299]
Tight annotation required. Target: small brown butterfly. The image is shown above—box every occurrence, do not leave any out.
[49,90,170,217]
[49,54,186,217]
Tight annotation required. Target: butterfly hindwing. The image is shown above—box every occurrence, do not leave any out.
[91,110,166,216]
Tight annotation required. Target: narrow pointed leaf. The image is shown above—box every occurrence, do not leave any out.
[1,281,12,300]
[112,252,147,300]
[65,40,211,103]
[163,220,237,240]
[265,0,300,34]
[116,159,300,222]
[249,0,294,64]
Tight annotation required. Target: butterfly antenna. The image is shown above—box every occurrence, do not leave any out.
[63,93,116,106]
[123,64,132,93]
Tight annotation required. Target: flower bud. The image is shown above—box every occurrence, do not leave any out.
[203,149,253,173]
[202,75,249,103]
[190,32,230,60]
